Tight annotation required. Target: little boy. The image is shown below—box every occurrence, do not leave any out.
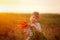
[30,12,41,32]
[26,12,41,40]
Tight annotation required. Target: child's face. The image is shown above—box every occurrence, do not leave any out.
[33,14,39,20]
[31,15,39,23]
[30,13,39,23]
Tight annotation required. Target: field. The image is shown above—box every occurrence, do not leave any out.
[0,13,60,40]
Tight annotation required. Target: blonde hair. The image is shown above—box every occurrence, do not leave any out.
[33,12,39,15]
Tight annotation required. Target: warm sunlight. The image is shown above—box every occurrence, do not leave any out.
[0,0,60,13]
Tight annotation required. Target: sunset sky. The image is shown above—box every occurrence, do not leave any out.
[0,0,60,13]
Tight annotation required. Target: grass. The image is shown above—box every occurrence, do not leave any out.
[0,13,60,40]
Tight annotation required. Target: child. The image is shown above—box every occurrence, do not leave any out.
[26,12,42,40]
[30,12,41,32]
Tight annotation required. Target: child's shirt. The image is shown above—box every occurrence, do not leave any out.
[31,22,41,32]
[24,22,41,36]
[23,23,41,40]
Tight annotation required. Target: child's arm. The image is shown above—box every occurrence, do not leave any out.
[35,24,41,32]
[35,23,41,32]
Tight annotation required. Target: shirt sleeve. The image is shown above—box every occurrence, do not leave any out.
[37,23,41,29]
[32,23,41,32]
[35,23,41,29]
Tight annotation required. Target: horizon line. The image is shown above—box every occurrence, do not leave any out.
[0,12,60,14]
